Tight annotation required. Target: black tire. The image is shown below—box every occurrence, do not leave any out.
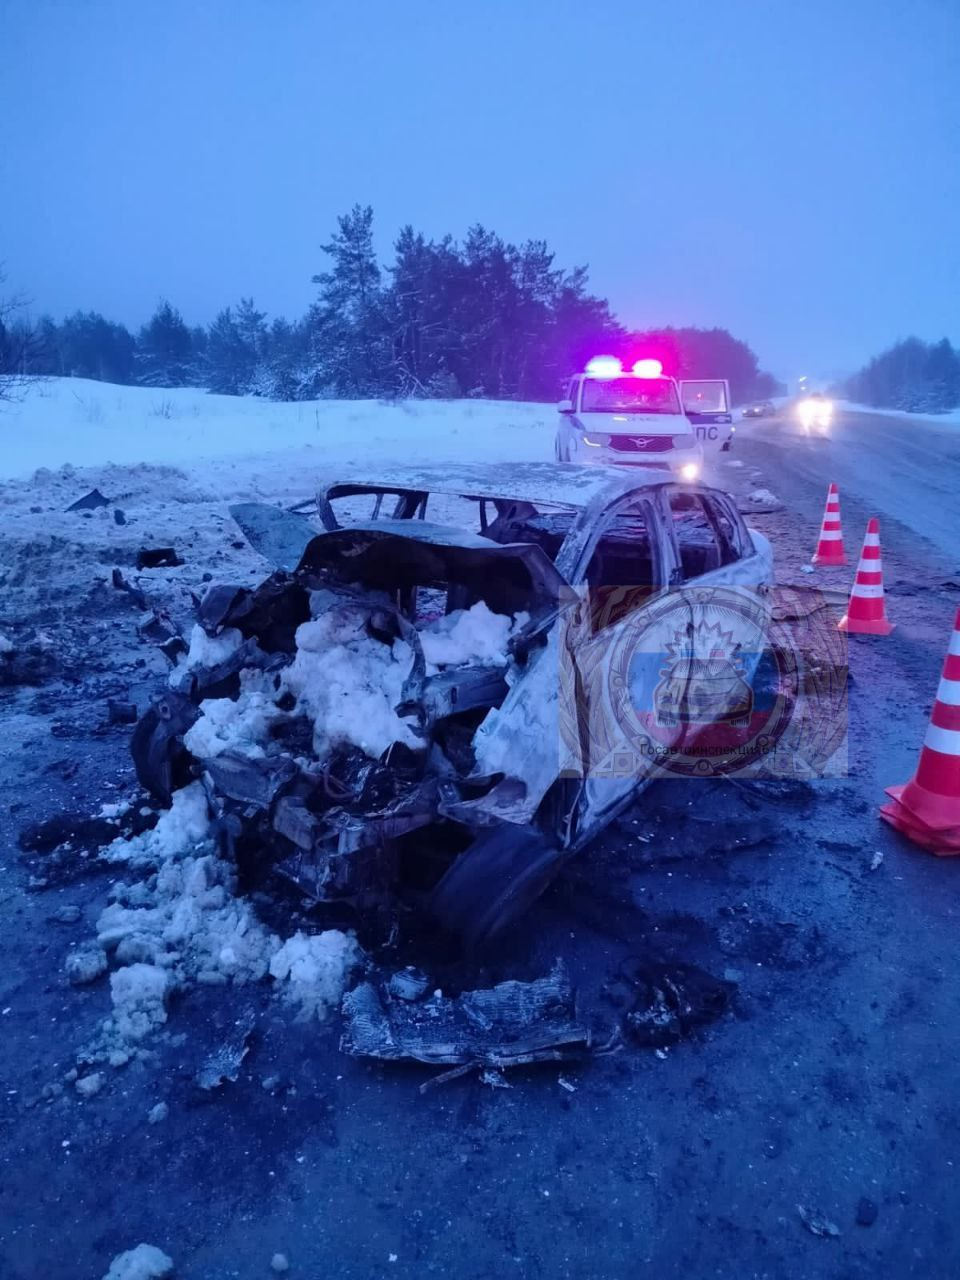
[431,826,565,953]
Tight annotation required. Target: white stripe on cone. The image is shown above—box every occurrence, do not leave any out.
[819,530,843,540]
[936,677,960,707]
[863,533,880,546]
[857,558,883,574]
[949,631,960,658]
[851,584,885,599]
[924,723,960,755]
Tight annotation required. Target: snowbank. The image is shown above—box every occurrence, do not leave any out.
[840,400,960,428]
[0,376,556,482]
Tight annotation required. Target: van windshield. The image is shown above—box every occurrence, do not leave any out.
[580,377,680,415]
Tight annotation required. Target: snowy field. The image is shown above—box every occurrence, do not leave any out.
[0,376,556,488]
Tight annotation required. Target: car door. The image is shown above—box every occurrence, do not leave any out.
[560,492,694,845]
[657,485,771,746]
[679,378,734,449]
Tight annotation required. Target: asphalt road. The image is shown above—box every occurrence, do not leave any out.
[2,415,960,1280]
[736,406,960,565]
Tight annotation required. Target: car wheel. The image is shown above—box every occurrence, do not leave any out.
[431,825,565,953]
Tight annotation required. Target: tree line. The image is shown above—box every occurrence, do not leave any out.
[2,205,780,404]
[844,336,960,414]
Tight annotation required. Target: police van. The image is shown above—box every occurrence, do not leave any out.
[555,357,733,480]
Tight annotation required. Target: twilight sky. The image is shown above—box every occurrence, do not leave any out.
[2,0,958,380]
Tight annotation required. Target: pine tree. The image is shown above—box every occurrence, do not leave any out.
[58,311,136,383]
[306,205,389,397]
[386,227,464,395]
[205,307,248,395]
[924,338,960,412]
[136,301,194,387]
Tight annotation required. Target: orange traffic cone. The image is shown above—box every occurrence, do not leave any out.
[812,483,846,565]
[838,517,894,635]
[880,607,960,854]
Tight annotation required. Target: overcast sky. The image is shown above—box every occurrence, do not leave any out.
[2,0,958,379]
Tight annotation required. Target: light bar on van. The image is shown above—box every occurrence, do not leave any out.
[632,358,663,378]
[584,356,622,378]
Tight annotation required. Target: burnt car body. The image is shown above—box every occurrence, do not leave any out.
[134,463,773,948]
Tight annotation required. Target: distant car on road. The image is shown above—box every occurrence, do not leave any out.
[742,400,776,419]
[797,393,833,437]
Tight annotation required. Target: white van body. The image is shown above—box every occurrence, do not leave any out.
[555,365,733,478]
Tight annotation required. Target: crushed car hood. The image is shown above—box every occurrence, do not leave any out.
[295,520,570,616]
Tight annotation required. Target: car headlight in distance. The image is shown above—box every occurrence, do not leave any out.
[679,462,700,482]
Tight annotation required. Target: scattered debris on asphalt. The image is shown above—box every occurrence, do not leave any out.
[111,567,150,610]
[856,1197,878,1227]
[739,488,783,513]
[797,1204,841,1238]
[108,700,139,725]
[196,1010,256,1090]
[614,958,735,1047]
[50,904,82,924]
[136,547,185,570]
[341,961,601,1090]
[66,488,111,512]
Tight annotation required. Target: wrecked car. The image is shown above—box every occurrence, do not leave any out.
[132,462,773,949]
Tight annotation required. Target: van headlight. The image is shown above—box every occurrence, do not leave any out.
[679,462,700,482]
[582,433,610,447]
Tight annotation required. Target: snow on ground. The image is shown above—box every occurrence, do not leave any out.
[839,400,960,428]
[268,931,363,1021]
[101,1243,174,1280]
[0,376,556,483]
[0,378,557,637]
[83,776,361,1053]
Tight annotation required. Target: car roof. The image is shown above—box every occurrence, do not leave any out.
[322,462,675,512]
